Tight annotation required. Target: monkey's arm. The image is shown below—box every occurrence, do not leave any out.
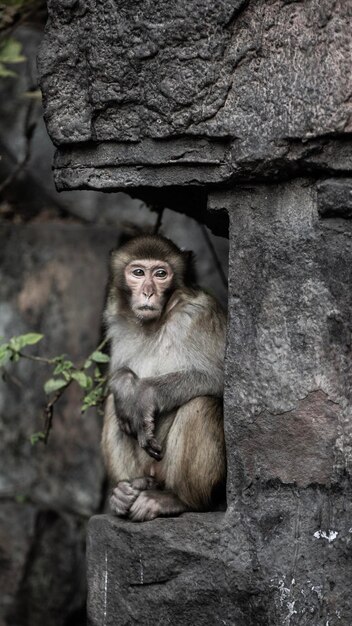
[142,368,224,414]
[109,368,162,461]
[109,365,223,460]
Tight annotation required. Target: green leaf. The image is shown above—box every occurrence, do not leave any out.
[0,38,25,64]
[9,337,21,351]
[71,371,92,390]
[30,432,45,445]
[9,333,43,351]
[44,378,68,394]
[53,360,73,375]
[19,333,43,346]
[53,355,67,363]
[91,351,110,363]
[81,386,105,412]
[83,359,92,369]
[0,344,10,365]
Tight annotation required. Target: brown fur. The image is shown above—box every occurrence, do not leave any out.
[102,234,226,522]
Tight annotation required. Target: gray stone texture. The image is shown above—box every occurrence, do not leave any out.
[317,178,352,219]
[39,0,352,194]
[213,182,352,494]
[36,0,352,624]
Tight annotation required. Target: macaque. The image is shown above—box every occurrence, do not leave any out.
[102,234,227,522]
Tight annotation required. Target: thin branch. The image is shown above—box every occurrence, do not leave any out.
[0,1,45,39]
[0,97,37,195]
[1,368,24,389]
[43,381,72,444]
[17,351,56,365]
[95,337,108,352]
[153,208,164,234]
[200,223,228,290]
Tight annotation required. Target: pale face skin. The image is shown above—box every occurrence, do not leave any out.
[124,259,174,321]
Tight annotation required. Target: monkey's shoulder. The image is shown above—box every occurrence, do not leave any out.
[172,288,226,323]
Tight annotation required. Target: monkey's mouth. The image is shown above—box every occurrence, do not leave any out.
[138,305,158,311]
[135,305,162,321]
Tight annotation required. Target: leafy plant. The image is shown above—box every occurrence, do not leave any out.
[0,0,46,76]
[0,36,25,76]
[0,333,109,443]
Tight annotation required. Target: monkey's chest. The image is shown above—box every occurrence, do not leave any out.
[126,333,187,377]
[110,314,192,377]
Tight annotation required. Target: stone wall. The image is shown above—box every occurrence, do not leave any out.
[37,1,352,624]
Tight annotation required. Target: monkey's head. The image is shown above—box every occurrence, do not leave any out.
[110,234,195,322]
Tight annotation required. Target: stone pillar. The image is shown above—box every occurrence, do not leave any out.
[210,182,352,622]
[86,181,352,624]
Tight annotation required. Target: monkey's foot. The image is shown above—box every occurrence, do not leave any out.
[110,477,160,517]
[129,490,188,522]
[110,481,141,517]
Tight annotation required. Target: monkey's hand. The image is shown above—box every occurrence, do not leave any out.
[111,368,162,461]
[135,382,163,461]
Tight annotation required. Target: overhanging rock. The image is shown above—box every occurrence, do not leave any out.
[39,0,352,205]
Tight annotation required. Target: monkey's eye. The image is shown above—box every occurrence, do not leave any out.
[132,269,145,277]
[155,269,167,278]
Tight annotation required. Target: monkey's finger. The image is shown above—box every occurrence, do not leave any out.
[137,430,162,459]
[144,438,163,461]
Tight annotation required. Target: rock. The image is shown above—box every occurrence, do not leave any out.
[317,179,352,219]
[38,0,352,191]
[87,513,257,626]
[2,504,86,626]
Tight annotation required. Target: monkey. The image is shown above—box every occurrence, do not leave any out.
[101,233,227,522]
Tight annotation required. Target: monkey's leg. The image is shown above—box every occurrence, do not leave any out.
[103,395,163,516]
[102,395,153,481]
[159,396,226,512]
[128,397,226,522]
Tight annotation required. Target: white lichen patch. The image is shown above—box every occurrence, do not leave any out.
[311,585,323,601]
[275,577,298,624]
[313,530,338,543]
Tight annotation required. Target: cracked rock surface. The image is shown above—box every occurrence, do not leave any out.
[39,0,352,195]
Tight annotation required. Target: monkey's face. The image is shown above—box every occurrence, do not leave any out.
[124,259,174,321]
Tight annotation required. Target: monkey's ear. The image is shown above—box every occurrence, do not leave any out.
[182,250,197,286]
